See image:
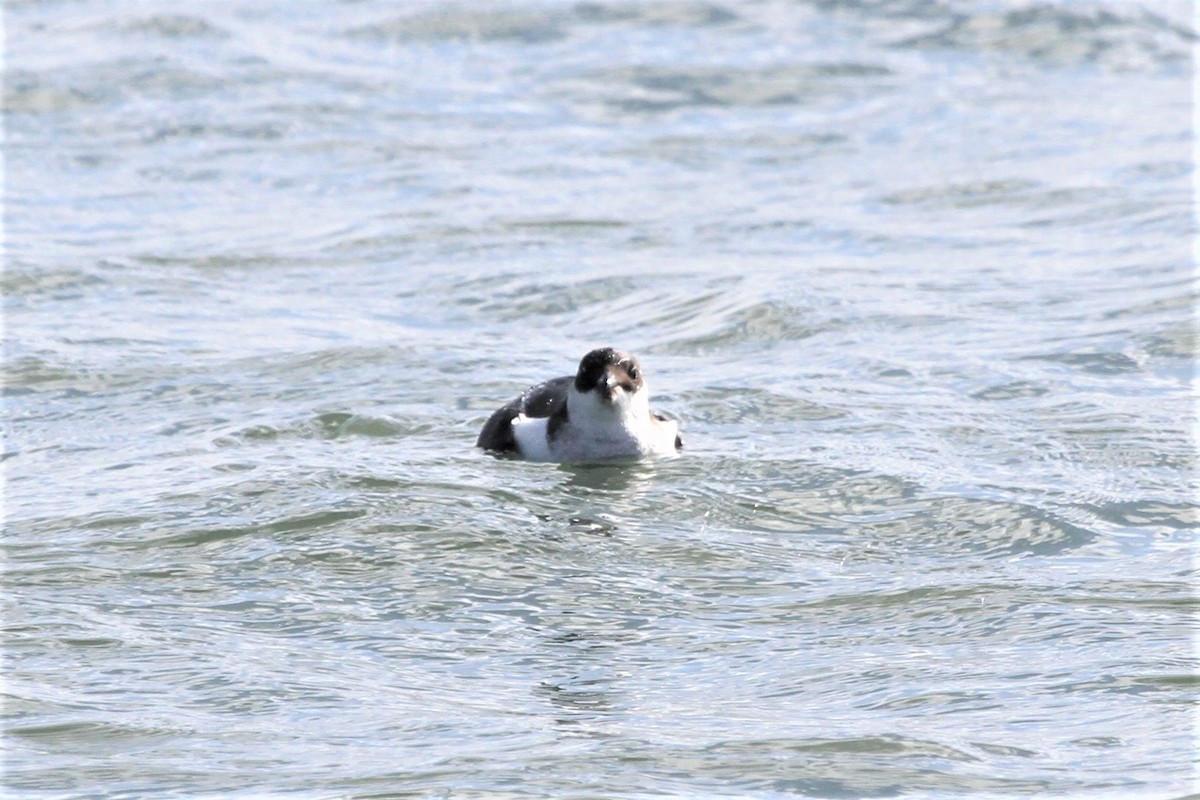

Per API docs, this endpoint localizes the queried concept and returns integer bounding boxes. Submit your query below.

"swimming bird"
[476,347,682,462]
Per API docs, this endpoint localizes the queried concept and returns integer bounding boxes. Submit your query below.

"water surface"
[4,0,1197,797]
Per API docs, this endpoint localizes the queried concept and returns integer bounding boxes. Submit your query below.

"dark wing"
[475,375,572,451]
[518,375,572,418]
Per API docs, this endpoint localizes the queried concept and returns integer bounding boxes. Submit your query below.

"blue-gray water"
[4,1,1197,797]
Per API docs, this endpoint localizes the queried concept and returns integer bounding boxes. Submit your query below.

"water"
[4,0,1196,797]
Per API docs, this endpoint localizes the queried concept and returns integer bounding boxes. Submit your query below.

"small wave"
[214,412,427,446]
[348,7,567,44]
[107,14,230,40]
[579,62,892,114]
[892,3,1196,70]
[1020,349,1142,376]
[347,2,740,44]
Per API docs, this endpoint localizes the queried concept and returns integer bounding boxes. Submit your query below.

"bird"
[476,347,682,462]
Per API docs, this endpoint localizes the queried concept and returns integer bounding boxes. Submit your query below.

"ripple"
[3,70,114,113]
[687,386,846,425]
[1088,499,1199,531]
[348,1,741,44]
[348,7,568,44]
[843,494,1099,558]
[449,272,648,321]
[1022,349,1142,375]
[578,61,892,113]
[893,4,1195,70]
[108,14,230,39]
[668,300,829,350]
[213,412,430,445]
[8,719,182,751]
[970,380,1050,401]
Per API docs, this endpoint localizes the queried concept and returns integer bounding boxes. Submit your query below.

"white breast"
[510,387,677,463]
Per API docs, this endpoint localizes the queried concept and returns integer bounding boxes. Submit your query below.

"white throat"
[567,382,650,434]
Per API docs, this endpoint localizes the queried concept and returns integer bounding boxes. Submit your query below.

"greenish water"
[4,1,1196,797]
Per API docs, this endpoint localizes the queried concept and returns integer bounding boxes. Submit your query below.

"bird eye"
[627,365,640,380]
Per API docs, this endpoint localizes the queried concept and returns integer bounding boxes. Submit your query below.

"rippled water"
[5,0,1197,797]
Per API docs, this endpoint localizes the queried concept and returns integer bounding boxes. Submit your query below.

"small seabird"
[476,347,682,462]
